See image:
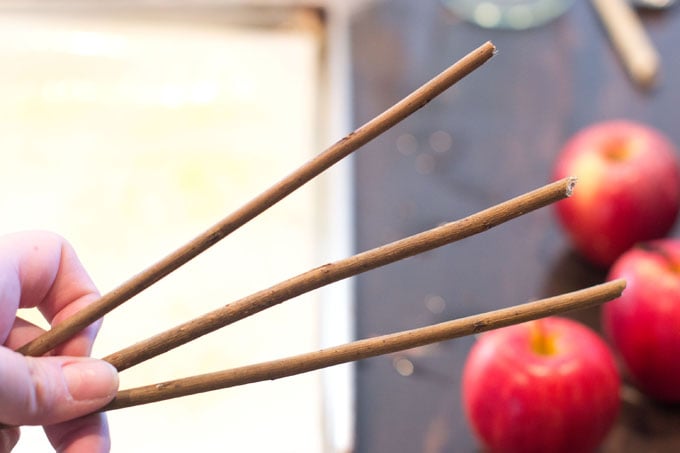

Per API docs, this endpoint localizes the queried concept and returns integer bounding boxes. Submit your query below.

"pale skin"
[0,231,119,452]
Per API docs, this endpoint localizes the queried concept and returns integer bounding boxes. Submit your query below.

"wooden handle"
[592,0,660,89]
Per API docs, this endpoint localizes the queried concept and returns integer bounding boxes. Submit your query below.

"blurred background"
[1,0,679,452]
[0,2,354,452]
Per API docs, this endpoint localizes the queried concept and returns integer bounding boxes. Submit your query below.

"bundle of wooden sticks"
[11,41,625,421]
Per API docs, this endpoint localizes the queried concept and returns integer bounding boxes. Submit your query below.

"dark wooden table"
[350,1,680,451]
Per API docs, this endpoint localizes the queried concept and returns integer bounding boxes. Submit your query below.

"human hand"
[0,232,119,452]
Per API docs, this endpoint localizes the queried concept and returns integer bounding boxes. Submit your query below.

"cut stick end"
[479,41,498,58]
[488,41,499,56]
[565,176,578,197]
[609,277,627,296]
[632,58,660,91]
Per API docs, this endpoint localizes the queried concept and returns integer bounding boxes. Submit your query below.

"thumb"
[0,348,118,427]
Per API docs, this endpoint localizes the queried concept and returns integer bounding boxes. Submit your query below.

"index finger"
[0,231,102,356]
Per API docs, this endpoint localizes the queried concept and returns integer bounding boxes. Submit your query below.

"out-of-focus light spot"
[428,130,452,153]
[474,2,502,28]
[396,133,418,156]
[415,153,435,174]
[393,357,415,377]
[425,294,446,314]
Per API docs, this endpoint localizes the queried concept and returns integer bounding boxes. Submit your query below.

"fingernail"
[62,360,119,402]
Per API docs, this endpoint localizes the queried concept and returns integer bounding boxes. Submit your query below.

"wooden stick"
[591,0,660,89]
[104,279,626,411]
[16,41,497,358]
[103,177,576,371]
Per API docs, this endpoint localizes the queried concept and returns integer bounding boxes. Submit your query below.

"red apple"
[603,239,680,402]
[553,120,680,267]
[462,316,620,453]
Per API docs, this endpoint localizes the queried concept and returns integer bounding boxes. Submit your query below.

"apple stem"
[530,320,557,355]
[637,242,680,273]
[603,138,631,162]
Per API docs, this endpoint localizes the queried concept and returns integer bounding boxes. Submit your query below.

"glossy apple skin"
[553,120,680,267]
[603,239,680,402]
[462,317,620,453]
